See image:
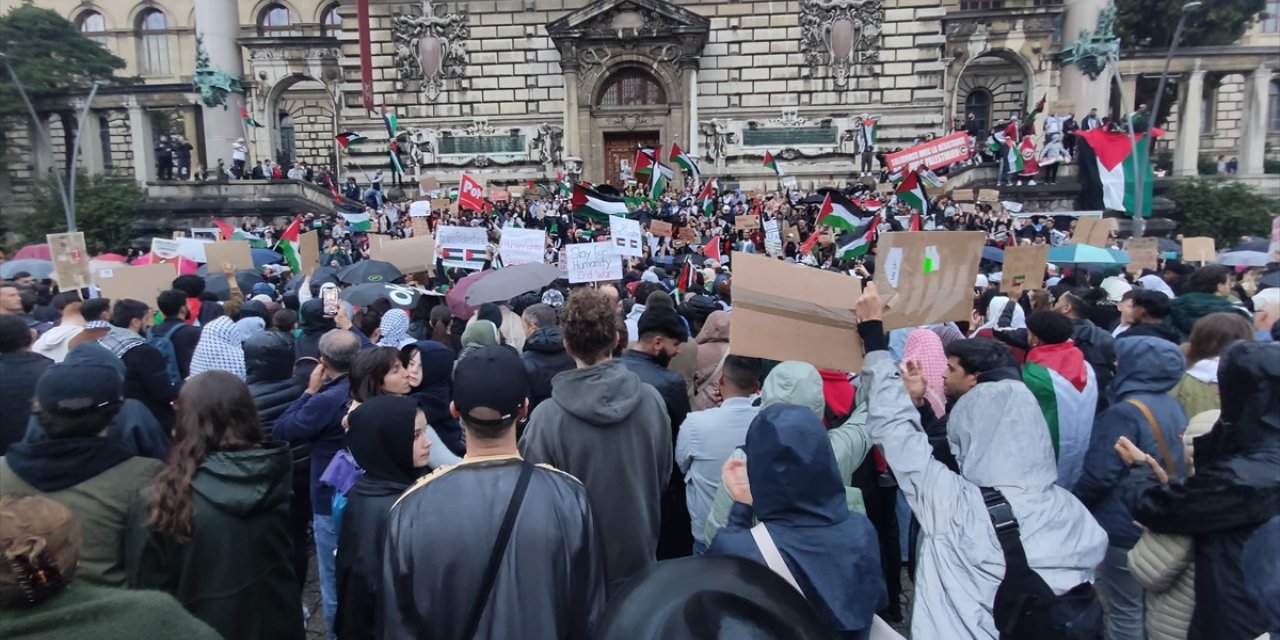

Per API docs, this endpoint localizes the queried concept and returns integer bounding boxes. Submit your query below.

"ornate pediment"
[547,0,710,42]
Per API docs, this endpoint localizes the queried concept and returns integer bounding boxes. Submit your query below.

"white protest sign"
[764,219,782,256]
[565,242,622,283]
[175,238,211,263]
[408,200,432,217]
[499,227,546,266]
[610,217,643,257]
[436,225,488,249]
[150,238,182,260]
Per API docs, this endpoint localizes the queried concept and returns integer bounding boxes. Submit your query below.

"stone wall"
[279,91,337,170]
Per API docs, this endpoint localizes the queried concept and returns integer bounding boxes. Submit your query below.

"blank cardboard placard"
[430,198,451,211]
[203,240,254,271]
[735,215,760,231]
[873,231,986,330]
[95,263,177,306]
[951,189,975,202]
[369,235,435,275]
[978,188,1000,202]
[1002,244,1050,298]
[419,176,439,194]
[1125,237,1159,274]
[298,230,320,272]
[1070,217,1110,247]
[730,252,864,372]
[1182,236,1215,263]
[47,232,93,290]
[410,217,431,238]
[650,220,674,237]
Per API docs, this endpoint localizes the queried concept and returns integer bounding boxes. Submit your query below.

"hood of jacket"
[760,361,825,420]
[948,379,1057,489]
[747,404,847,525]
[1118,321,1181,344]
[696,311,731,345]
[296,299,335,360]
[549,359,645,426]
[461,320,499,348]
[4,437,136,492]
[1211,341,1280,453]
[244,330,296,383]
[1110,336,1185,398]
[33,323,83,353]
[190,440,292,517]
[523,325,566,355]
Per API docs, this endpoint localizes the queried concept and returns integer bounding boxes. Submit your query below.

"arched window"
[136,9,173,76]
[77,10,108,46]
[1269,81,1280,132]
[278,113,297,164]
[964,88,992,131]
[596,69,666,107]
[259,3,298,37]
[322,4,342,37]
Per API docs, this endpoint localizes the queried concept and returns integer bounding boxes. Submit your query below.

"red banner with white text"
[886,132,972,173]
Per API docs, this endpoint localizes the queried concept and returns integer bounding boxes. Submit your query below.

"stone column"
[1059,0,1112,114]
[1173,69,1205,177]
[1239,64,1273,176]
[1118,73,1138,116]
[28,116,54,178]
[74,104,105,174]
[562,59,581,158]
[126,98,154,185]
[193,0,246,170]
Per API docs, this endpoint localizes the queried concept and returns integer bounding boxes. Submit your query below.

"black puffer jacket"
[1071,318,1116,409]
[521,326,575,413]
[246,331,307,437]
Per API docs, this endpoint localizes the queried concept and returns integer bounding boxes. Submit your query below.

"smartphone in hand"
[321,286,339,317]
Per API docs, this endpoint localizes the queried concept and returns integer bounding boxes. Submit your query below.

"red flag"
[798,230,820,255]
[213,219,235,240]
[701,236,722,263]
[326,175,342,202]
[279,216,301,244]
[458,173,485,212]
[909,212,921,232]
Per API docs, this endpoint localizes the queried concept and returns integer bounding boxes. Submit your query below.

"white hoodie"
[31,323,83,363]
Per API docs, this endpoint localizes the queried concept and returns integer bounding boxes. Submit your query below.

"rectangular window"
[1200,90,1215,134]
[98,116,113,169]
[1265,0,1280,32]
[140,34,173,76]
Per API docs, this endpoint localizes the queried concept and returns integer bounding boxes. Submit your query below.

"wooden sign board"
[94,263,177,307]
[729,252,865,372]
[1181,236,1216,263]
[1125,237,1159,275]
[951,189,975,202]
[430,198,451,211]
[202,240,254,271]
[650,220,674,237]
[677,226,699,243]
[873,231,986,330]
[1002,244,1050,298]
[735,215,760,231]
[411,217,431,237]
[369,235,435,276]
[46,232,93,290]
[977,188,1000,203]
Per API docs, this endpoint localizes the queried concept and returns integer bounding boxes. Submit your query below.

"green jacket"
[0,583,221,640]
[1168,292,1250,340]
[125,441,305,640]
[701,361,870,545]
[1169,371,1219,419]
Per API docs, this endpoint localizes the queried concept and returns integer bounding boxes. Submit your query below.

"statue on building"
[1061,2,1121,81]
[531,123,564,167]
[800,0,885,87]
[191,34,244,109]
[392,0,470,101]
[700,119,737,164]
[402,127,436,175]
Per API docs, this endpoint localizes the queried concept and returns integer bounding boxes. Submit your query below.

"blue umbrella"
[0,258,54,279]
[251,248,284,268]
[981,246,1005,263]
[1106,248,1132,265]
[1048,244,1123,264]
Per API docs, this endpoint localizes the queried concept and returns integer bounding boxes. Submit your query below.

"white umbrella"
[1216,251,1272,267]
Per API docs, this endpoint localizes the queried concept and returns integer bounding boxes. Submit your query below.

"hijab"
[904,329,948,417]
[296,299,335,360]
[377,309,415,348]
[188,315,246,379]
[982,295,1026,330]
[234,316,266,342]
[345,396,420,487]
[407,340,464,457]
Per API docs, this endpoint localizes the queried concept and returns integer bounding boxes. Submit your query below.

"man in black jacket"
[99,299,180,429]
[520,303,574,413]
[152,289,202,379]
[0,314,52,453]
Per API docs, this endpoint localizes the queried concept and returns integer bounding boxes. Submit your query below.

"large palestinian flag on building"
[1075,128,1155,217]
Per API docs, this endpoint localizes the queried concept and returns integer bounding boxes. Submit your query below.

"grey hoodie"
[519,358,671,594]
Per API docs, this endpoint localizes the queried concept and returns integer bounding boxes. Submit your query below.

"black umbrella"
[339,282,422,309]
[464,263,563,305]
[1231,238,1269,253]
[337,260,403,285]
[799,193,826,204]
[203,270,266,300]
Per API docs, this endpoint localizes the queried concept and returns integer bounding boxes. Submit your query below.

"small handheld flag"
[335,132,366,149]
[240,107,263,128]
[669,142,700,184]
[762,151,783,176]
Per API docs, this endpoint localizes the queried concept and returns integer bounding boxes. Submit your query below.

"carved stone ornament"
[608,114,654,131]
[530,123,565,166]
[458,119,496,137]
[769,108,810,127]
[191,34,244,109]
[392,0,470,101]
[699,119,738,162]
[1061,2,1120,81]
[402,127,436,170]
[800,0,884,87]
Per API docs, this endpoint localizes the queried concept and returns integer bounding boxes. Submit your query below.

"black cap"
[36,363,123,416]
[637,305,688,342]
[453,345,530,427]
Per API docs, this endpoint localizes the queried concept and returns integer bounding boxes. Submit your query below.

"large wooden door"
[603,130,659,187]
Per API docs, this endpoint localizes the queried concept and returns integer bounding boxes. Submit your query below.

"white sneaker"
[1028,179,1037,185]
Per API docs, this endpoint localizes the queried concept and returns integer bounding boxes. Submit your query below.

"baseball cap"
[452,345,530,427]
[36,363,123,416]
[637,305,688,342]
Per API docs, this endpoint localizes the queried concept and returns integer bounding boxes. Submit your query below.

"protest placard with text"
[885,132,972,173]
[436,225,488,270]
[735,215,760,231]
[873,231,985,330]
[47,232,92,290]
[609,217,643,257]
[499,227,546,266]
[149,238,182,261]
[1070,217,1111,247]
[951,189,975,202]
[565,242,622,283]
[977,188,1000,203]
[1002,244,1050,298]
[650,220,674,237]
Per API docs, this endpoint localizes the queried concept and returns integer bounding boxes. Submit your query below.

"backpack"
[982,487,1103,640]
[146,325,183,386]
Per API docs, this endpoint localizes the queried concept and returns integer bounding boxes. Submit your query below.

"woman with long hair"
[124,371,303,640]
[1171,312,1254,418]
[345,346,459,469]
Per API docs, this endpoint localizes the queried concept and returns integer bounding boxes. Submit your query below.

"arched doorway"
[951,51,1036,129]
[262,74,337,171]
[595,67,667,186]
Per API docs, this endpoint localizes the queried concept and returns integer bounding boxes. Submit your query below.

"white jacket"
[863,351,1107,639]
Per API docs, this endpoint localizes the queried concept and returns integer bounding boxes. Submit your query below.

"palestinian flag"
[1023,95,1046,134]
[339,210,373,231]
[388,145,404,175]
[670,142,699,184]
[909,212,921,232]
[635,146,658,175]
[1006,139,1025,174]
[213,219,235,241]
[382,108,399,136]
[835,215,878,260]
[1076,129,1155,217]
[677,258,696,293]
[556,171,572,196]
[335,132,366,149]
[860,117,878,148]
[439,248,488,270]
[572,183,630,223]
[816,192,867,232]
[763,151,783,176]
[702,235,722,262]
[895,169,928,214]
[698,178,718,217]
[275,216,302,273]
[1022,342,1097,484]
[648,163,673,199]
[798,229,821,256]
[240,107,263,128]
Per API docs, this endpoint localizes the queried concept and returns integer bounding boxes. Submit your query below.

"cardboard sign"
[47,232,93,290]
[763,219,783,256]
[1181,236,1215,263]
[298,230,320,272]
[419,176,439,193]
[489,188,511,202]
[202,240,254,271]
[729,252,864,372]
[410,217,431,238]
[873,231,986,330]
[1001,244,1050,298]
[436,225,488,270]
[95,263,177,306]
[960,203,977,214]
[610,216,643,257]
[650,220,674,237]
[781,176,798,187]
[951,189,975,202]
[369,235,435,275]
[1125,237,1159,275]
[408,200,432,217]
[149,238,182,261]
[977,189,1000,203]
[735,215,760,231]
[499,227,546,266]
[677,226,699,244]
[1070,217,1111,247]
[885,132,972,173]
[431,197,451,211]
[565,242,622,283]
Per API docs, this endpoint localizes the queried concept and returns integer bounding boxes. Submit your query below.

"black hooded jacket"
[522,326,575,413]
[245,331,307,437]
[407,340,464,457]
[295,299,336,379]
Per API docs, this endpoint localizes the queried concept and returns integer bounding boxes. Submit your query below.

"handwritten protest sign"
[650,220,674,237]
[730,252,864,371]
[735,215,760,231]
[408,200,432,217]
[369,235,435,275]
[1125,237,1159,275]
[174,238,210,263]
[149,238,182,261]
[1181,236,1215,263]
[1002,244,1050,298]
[764,219,782,256]
[977,189,1000,203]
[436,225,488,270]
[565,242,622,283]
[873,231,985,330]
[1070,217,1111,247]
[47,232,92,290]
[95,263,177,305]
[951,189,975,202]
[609,217,643,257]
[499,227,546,266]
[885,132,972,173]
[203,240,254,271]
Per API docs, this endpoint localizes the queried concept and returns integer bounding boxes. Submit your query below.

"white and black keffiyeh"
[189,315,247,379]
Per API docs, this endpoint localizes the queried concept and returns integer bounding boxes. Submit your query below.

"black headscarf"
[406,340,464,457]
[345,396,420,487]
[296,298,336,361]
